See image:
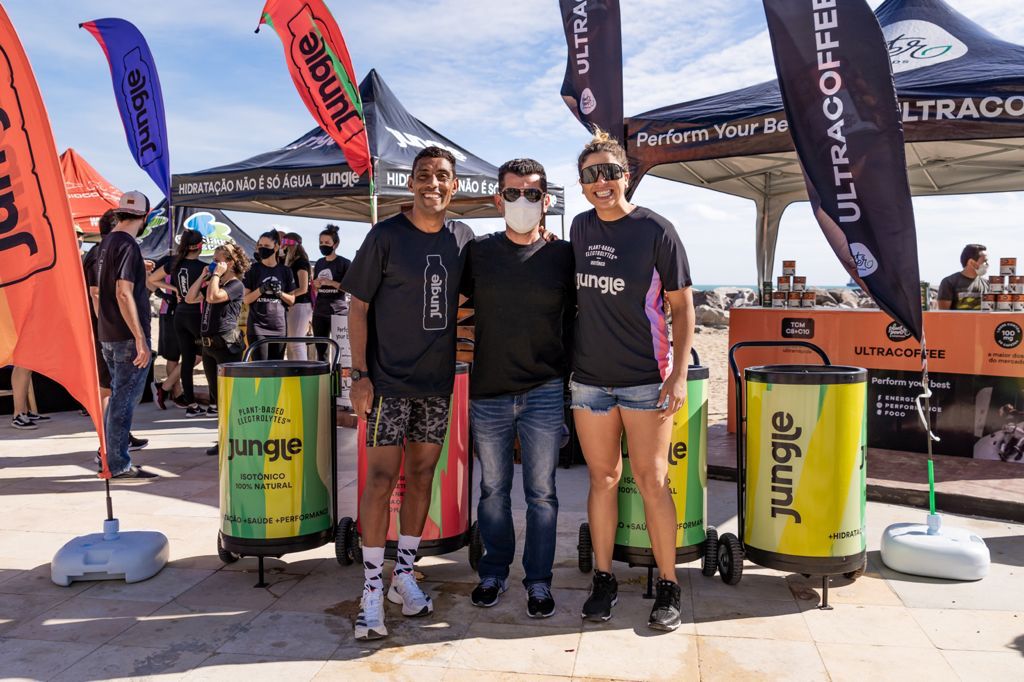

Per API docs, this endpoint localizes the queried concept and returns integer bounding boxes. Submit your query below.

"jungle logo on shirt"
[423,254,448,331]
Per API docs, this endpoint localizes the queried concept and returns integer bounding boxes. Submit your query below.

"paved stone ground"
[1,406,1022,681]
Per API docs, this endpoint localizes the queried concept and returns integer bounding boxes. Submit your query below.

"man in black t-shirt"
[938,243,989,310]
[461,159,573,618]
[95,191,157,479]
[343,147,474,641]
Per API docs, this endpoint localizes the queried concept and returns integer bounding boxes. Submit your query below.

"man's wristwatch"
[350,368,368,382]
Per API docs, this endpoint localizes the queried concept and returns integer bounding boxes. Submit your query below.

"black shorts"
[158,313,180,362]
[365,395,450,447]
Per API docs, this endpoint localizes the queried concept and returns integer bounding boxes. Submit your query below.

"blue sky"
[8,0,1024,285]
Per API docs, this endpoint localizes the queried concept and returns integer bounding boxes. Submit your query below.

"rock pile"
[691,286,883,328]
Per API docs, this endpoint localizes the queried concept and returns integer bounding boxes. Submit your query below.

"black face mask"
[319,245,333,256]
[257,246,276,261]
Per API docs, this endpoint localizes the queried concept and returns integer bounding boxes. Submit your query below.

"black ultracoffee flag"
[560,0,624,144]
[763,0,923,341]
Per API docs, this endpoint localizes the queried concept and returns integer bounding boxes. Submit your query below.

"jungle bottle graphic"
[423,254,448,331]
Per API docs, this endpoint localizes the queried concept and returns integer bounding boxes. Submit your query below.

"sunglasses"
[579,163,625,184]
[500,187,544,203]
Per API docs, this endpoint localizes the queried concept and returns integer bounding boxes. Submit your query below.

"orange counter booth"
[728,308,1024,460]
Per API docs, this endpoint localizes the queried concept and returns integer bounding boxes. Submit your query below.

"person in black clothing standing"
[343,146,475,641]
[187,242,249,457]
[310,224,351,362]
[149,230,207,415]
[462,158,574,619]
[283,232,313,360]
[243,230,295,361]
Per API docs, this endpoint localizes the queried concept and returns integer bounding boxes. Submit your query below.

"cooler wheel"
[468,521,483,571]
[717,532,743,585]
[701,527,719,577]
[578,522,593,573]
[844,556,867,581]
[217,532,239,564]
[335,517,355,566]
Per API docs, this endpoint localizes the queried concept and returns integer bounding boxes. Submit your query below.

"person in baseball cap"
[116,190,151,218]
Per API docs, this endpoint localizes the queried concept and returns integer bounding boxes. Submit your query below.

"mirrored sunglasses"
[579,162,625,184]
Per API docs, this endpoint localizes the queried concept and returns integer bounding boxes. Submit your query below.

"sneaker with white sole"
[184,404,206,418]
[354,588,387,640]
[25,411,50,422]
[205,404,218,418]
[387,571,433,616]
[11,413,37,430]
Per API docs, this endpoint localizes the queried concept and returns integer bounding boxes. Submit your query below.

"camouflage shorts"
[365,395,450,447]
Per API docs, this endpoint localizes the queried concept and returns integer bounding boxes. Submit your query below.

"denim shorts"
[569,380,667,414]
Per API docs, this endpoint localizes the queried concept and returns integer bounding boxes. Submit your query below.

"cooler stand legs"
[255,556,268,589]
[643,567,655,600]
[819,575,833,610]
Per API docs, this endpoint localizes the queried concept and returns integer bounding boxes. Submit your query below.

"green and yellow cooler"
[216,338,340,584]
[722,341,868,605]
[579,355,719,587]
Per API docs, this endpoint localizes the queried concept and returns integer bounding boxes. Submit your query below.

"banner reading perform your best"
[0,5,108,474]
[258,0,372,179]
[80,18,171,202]
[559,0,624,144]
[762,0,923,341]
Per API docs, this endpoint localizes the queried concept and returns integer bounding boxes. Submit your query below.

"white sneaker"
[387,571,433,616]
[354,587,387,640]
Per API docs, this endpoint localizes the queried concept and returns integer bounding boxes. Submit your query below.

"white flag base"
[50,518,169,586]
[880,514,990,581]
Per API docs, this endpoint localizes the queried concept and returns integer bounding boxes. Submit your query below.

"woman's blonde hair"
[577,127,628,174]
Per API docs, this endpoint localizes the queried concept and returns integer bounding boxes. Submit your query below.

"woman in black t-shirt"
[283,232,313,360]
[186,242,249,456]
[310,224,351,361]
[242,230,296,361]
[569,130,695,631]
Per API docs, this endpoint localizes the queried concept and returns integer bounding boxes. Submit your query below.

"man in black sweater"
[462,159,575,618]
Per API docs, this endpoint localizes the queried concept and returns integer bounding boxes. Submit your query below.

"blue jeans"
[101,339,152,475]
[471,378,563,586]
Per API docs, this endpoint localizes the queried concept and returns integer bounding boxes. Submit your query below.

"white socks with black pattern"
[362,546,385,592]
[393,534,421,577]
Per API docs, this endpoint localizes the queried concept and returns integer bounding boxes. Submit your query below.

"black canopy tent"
[137,201,259,261]
[626,0,1024,284]
[171,69,565,225]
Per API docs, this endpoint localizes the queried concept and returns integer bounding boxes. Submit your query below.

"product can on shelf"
[792,276,806,292]
[1001,258,1017,276]
[772,291,787,308]
[989,276,1005,294]
[982,293,996,312]
[1009,276,1024,295]
[782,260,796,276]
[997,294,1013,311]
[777,276,791,293]
[1014,295,1024,312]
[801,291,816,308]
[788,292,802,307]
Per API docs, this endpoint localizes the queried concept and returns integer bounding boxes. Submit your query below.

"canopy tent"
[626,0,1024,284]
[60,148,122,235]
[172,69,565,223]
[137,201,258,262]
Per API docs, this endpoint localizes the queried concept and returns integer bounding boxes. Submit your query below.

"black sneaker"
[185,404,206,418]
[527,582,555,619]
[648,579,682,631]
[171,394,189,409]
[471,576,507,607]
[205,404,218,418]
[25,411,50,422]
[112,466,158,479]
[151,382,167,410]
[128,434,149,451]
[206,443,219,457]
[11,413,37,430]
[581,571,617,621]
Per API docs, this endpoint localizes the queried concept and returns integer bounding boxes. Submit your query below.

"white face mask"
[503,196,543,234]
[975,261,989,276]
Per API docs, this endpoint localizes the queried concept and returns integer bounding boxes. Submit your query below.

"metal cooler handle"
[243,336,341,371]
[726,340,830,544]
